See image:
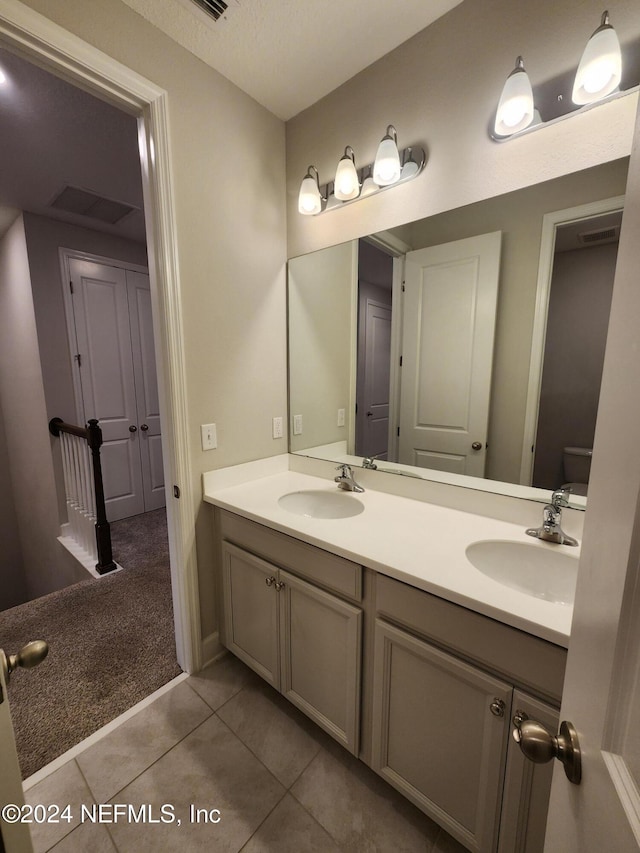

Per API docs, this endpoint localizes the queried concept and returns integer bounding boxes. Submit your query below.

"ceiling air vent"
[577,225,620,245]
[49,185,137,225]
[191,0,228,21]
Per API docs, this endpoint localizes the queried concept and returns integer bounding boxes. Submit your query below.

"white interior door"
[70,258,144,521]
[0,665,33,853]
[544,103,640,852]
[126,270,165,512]
[398,232,501,476]
[359,298,392,458]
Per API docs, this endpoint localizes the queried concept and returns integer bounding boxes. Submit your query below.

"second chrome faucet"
[335,464,365,493]
[526,488,578,546]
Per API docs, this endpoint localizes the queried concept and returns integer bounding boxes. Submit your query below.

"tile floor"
[24,654,467,852]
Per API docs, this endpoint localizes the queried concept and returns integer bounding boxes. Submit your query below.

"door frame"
[519,194,625,486]
[0,1,201,672]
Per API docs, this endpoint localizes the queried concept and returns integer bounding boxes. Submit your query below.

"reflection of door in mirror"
[532,211,621,494]
[398,232,502,478]
[355,241,393,459]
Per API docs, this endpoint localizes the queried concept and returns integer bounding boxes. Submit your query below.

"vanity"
[204,457,578,853]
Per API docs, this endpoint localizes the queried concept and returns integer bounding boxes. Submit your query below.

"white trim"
[347,240,359,455]
[58,530,123,579]
[0,0,200,673]
[603,751,640,846]
[22,673,190,790]
[519,195,625,486]
[200,631,224,669]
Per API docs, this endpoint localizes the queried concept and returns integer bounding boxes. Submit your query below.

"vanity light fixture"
[494,56,537,138]
[334,146,360,200]
[572,10,622,105]
[492,10,633,142]
[297,126,426,216]
[297,165,324,215]
[372,125,402,186]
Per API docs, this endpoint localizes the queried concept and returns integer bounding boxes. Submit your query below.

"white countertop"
[203,460,575,648]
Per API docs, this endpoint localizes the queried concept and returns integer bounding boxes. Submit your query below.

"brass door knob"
[471,441,482,451]
[513,717,581,784]
[1,640,49,684]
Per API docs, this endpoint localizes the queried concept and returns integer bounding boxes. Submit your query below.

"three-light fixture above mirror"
[298,125,426,215]
[494,10,628,140]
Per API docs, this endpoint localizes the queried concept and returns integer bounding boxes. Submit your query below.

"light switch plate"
[293,414,303,435]
[201,423,217,450]
[337,408,345,427]
[272,416,283,439]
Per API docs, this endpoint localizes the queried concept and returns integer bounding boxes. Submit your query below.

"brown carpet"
[0,508,182,779]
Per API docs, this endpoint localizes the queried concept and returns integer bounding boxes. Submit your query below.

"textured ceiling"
[118,0,463,120]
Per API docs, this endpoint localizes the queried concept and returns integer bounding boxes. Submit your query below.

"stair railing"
[48,417,116,575]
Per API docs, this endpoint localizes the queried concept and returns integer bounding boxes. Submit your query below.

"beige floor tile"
[49,820,117,852]
[24,761,95,853]
[76,680,212,803]
[106,714,285,852]
[241,793,341,853]
[187,652,262,711]
[217,681,324,787]
[291,745,440,852]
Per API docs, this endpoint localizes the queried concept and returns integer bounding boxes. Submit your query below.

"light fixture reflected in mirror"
[297,127,426,216]
[373,125,401,186]
[572,11,622,105]
[297,165,324,215]
[494,56,537,137]
[334,146,360,200]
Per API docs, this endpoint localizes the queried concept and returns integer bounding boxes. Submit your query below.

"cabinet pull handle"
[265,576,275,587]
[490,698,506,717]
[513,709,528,728]
[274,581,285,591]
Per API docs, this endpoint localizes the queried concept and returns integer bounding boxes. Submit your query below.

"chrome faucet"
[362,454,381,470]
[526,488,578,546]
[335,464,365,493]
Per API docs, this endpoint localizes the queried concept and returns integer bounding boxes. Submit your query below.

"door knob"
[471,441,482,451]
[513,715,581,784]
[0,640,49,685]
[140,424,149,431]
[129,425,137,433]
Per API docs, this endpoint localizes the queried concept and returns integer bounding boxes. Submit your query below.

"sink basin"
[465,540,578,605]
[278,490,364,519]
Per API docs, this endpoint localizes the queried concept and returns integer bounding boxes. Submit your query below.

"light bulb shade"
[298,168,322,215]
[494,58,535,136]
[373,128,401,186]
[572,16,621,105]
[334,148,360,200]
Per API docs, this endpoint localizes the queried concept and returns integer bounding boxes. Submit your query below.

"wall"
[0,216,85,604]
[0,390,27,610]
[533,242,617,489]
[17,0,288,642]
[288,242,355,452]
[286,0,639,258]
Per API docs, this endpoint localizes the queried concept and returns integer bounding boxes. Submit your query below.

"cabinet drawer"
[218,510,362,602]
[376,574,566,703]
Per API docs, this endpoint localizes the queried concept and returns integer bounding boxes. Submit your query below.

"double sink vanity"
[203,454,580,852]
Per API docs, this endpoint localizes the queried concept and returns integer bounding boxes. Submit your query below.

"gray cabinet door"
[222,542,280,688]
[371,619,512,852]
[279,569,362,755]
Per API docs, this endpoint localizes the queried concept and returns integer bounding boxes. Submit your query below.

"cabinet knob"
[274,581,286,591]
[265,576,275,587]
[489,698,506,717]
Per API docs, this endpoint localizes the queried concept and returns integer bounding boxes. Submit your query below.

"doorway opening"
[0,8,196,777]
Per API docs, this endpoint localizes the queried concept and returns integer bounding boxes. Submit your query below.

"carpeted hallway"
[0,508,182,779]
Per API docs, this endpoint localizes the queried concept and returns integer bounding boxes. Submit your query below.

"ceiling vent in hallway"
[48,185,138,225]
[577,225,620,245]
[190,0,228,21]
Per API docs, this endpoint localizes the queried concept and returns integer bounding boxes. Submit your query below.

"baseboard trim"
[201,631,223,671]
